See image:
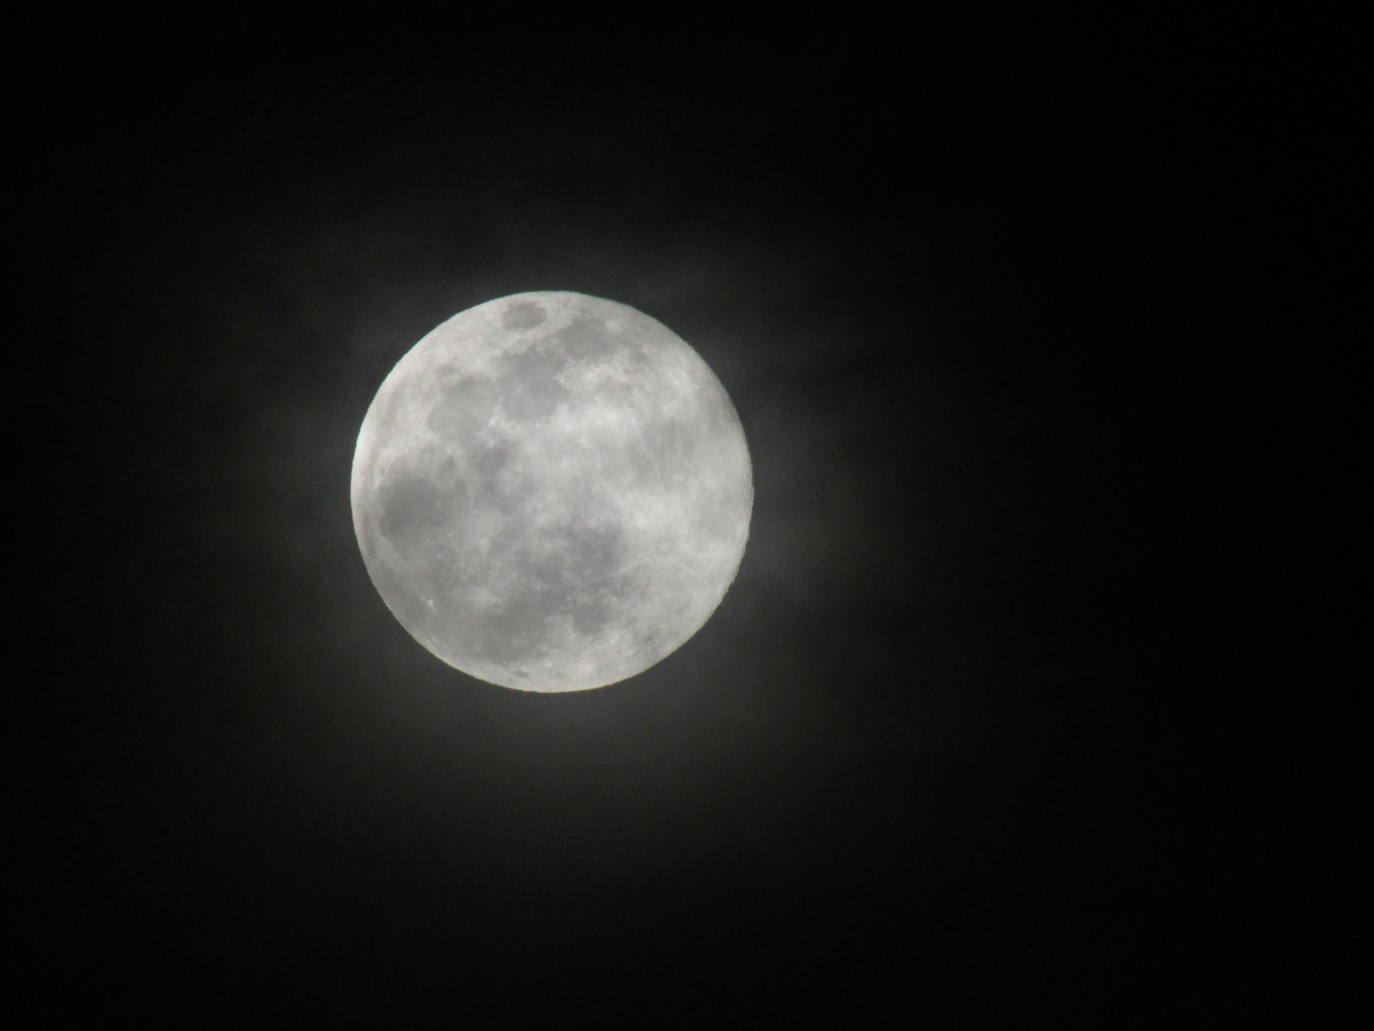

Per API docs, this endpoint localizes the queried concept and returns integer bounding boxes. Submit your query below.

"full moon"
[350,291,753,692]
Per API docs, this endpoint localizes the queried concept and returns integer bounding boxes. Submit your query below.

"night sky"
[19,14,1358,1025]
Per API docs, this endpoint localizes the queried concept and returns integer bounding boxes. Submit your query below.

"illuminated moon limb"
[350,291,752,692]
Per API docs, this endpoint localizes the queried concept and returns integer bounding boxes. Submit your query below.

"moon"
[350,291,753,692]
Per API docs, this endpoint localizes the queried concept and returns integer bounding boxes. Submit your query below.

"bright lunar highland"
[351,292,753,692]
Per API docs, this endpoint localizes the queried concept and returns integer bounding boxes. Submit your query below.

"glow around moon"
[350,291,753,692]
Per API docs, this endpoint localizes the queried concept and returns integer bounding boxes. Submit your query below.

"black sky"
[17,13,1360,1025]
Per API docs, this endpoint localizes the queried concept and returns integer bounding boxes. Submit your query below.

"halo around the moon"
[350,291,752,692]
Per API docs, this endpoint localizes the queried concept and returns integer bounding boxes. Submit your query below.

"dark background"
[17,12,1360,1025]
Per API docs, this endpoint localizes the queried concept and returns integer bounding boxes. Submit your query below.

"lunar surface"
[350,291,753,692]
